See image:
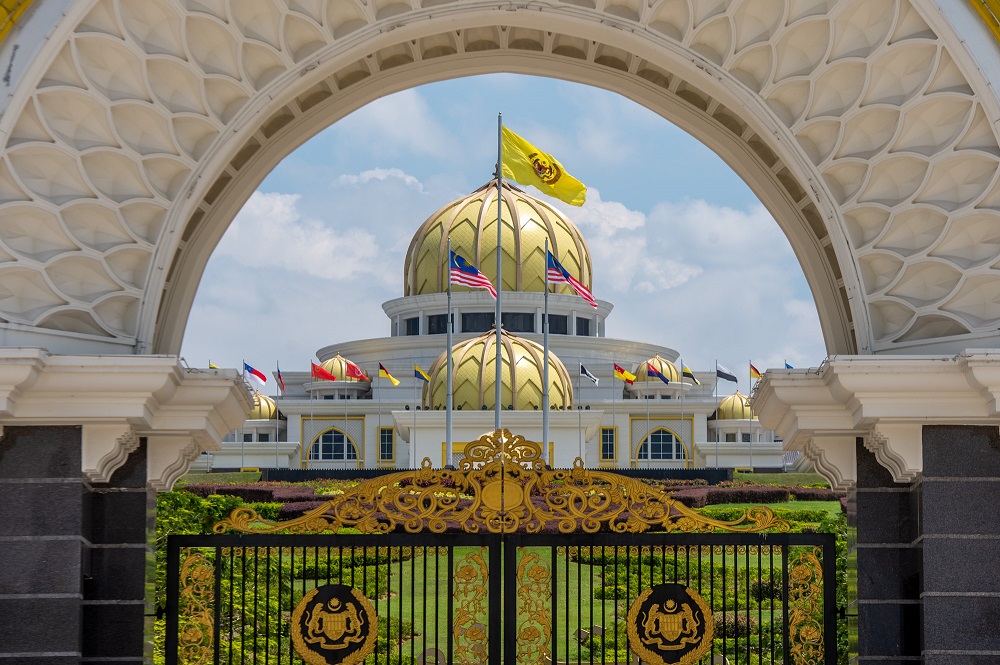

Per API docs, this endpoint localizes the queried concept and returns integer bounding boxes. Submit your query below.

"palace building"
[203,180,786,471]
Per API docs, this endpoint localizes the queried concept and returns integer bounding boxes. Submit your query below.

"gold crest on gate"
[627,583,714,665]
[291,584,377,665]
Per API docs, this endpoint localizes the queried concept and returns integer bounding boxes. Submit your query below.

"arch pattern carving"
[0,0,998,356]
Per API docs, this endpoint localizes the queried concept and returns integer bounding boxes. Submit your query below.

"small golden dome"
[424,328,573,410]
[634,355,681,383]
[249,392,280,420]
[404,179,592,297]
[320,354,370,383]
[717,391,756,420]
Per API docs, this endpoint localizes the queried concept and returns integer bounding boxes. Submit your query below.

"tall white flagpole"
[495,112,503,431]
[413,369,418,457]
[714,360,719,468]
[543,237,550,463]
[577,368,583,463]
[241,357,246,470]
[748,359,753,471]
[612,363,616,466]
[447,238,454,466]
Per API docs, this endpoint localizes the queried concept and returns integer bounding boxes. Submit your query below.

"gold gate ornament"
[215,429,789,535]
[291,584,378,665]
[627,583,714,665]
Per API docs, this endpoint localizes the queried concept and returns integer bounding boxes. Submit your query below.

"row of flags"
[232,358,795,391]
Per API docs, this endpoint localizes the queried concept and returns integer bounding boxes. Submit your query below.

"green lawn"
[707,500,843,518]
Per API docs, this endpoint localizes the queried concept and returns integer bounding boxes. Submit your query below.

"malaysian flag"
[546,251,597,308]
[449,251,497,299]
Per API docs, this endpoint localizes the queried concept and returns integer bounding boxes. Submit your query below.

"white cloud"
[335,89,458,157]
[215,192,379,281]
[335,167,425,192]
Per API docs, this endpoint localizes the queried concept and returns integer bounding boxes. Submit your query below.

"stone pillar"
[0,426,87,663]
[921,425,1000,664]
[852,438,922,662]
[83,441,154,662]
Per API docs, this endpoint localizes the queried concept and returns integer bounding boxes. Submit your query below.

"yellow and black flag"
[501,126,586,206]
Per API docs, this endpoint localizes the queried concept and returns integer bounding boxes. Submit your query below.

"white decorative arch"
[0,0,998,358]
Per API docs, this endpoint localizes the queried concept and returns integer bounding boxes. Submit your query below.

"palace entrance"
[166,430,836,664]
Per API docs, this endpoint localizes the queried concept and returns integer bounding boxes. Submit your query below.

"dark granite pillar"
[921,425,1000,665]
[0,426,86,664]
[0,426,153,664]
[82,438,154,663]
[853,437,922,663]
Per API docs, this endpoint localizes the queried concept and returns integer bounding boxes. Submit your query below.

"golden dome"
[320,354,370,383]
[249,392,280,420]
[634,355,681,383]
[424,328,573,410]
[717,391,756,420]
[404,179,592,296]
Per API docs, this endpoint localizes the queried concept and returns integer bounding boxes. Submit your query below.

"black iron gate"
[165,430,838,664]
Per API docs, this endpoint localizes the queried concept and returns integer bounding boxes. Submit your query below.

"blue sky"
[181,74,826,391]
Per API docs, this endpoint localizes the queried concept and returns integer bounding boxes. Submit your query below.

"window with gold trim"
[601,427,616,461]
[309,429,358,461]
[379,426,394,462]
[637,429,684,461]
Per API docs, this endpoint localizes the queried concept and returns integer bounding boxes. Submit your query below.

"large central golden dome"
[404,179,592,296]
[423,328,573,411]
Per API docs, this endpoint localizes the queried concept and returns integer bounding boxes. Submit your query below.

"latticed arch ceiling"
[0,0,997,356]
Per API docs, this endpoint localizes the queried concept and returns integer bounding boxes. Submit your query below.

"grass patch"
[733,472,829,488]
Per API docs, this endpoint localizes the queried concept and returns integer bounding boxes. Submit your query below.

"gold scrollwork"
[178,549,214,665]
[453,547,490,664]
[515,549,552,663]
[788,546,825,665]
[215,429,789,535]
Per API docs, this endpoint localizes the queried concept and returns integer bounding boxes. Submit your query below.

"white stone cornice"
[0,350,252,488]
[753,352,1000,486]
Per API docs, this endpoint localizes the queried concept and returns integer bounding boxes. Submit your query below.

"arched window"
[637,429,684,461]
[309,429,358,461]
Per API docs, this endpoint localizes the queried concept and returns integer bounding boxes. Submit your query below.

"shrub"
[749,577,783,601]
[713,612,758,638]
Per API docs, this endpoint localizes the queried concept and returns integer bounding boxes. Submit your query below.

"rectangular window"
[601,427,616,461]
[404,317,419,336]
[243,433,253,443]
[501,312,534,333]
[742,432,752,443]
[380,427,394,462]
[427,314,450,335]
[546,314,568,335]
[575,317,591,336]
[462,312,495,332]
[725,433,737,442]
[639,430,680,460]
[258,433,270,443]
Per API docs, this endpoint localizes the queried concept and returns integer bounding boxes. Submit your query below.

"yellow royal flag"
[501,126,586,206]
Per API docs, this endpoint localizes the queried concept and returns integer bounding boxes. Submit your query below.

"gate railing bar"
[215,545,223,665]
[165,536,180,663]
[493,538,505,665]
[782,541,791,665]
[397,546,404,665]
[824,538,838,665]
[447,545,454,665]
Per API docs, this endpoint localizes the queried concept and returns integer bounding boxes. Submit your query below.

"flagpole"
[241,357,246,470]
[612,363,616,467]
[495,111,503,432]
[377,369,382,469]
[715,360,719,468]
[680,358,687,469]
[447,238,454,466]
[748,359,753,471]
[309,359,314,470]
[275,362,279,469]
[577,369,583,463]
[542,237,550,464]
[413,368,418,459]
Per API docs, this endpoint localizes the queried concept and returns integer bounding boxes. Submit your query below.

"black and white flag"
[580,364,599,386]
[716,364,738,383]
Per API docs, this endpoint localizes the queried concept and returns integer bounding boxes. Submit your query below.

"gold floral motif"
[788,547,824,665]
[214,429,789,535]
[453,547,490,664]
[515,549,552,663]
[178,549,214,665]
